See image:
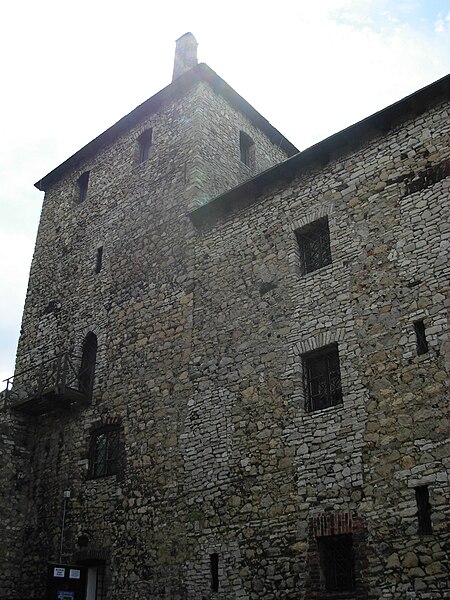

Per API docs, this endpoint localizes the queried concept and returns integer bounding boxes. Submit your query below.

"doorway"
[83,560,105,600]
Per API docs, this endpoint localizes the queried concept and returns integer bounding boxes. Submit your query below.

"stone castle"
[1,33,449,600]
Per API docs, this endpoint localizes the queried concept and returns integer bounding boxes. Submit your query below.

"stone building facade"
[1,33,449,600]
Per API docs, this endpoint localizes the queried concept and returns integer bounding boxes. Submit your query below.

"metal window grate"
[95,564,105,600]
[295,217,331,274]
[90,427,119,478]
[318,534,355,592]
[304,344,342,412]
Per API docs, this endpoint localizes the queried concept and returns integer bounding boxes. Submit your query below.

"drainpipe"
[59,490,71,562]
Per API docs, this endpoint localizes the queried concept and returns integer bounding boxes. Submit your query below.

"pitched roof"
[188,74,450,229]
[34,63,299,192]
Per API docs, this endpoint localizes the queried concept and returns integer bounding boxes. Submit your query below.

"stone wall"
[1,75,291,599]
[0,409,32,598]
[185,98,449,598]
[1,72,448,600]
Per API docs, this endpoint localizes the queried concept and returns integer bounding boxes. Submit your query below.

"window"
[89,427,119,478]
[95,246,103,274]
[414,320,429,355]
[77,171,90,204]
[415,486,432,534]
[404,159,450,196]
[210,553,219,592]
[239,131,254,167]
[295,217,331,274]
[318,534,355,592]
[138,129,153,163]
[303,344,342,412]
[79,332,97,398]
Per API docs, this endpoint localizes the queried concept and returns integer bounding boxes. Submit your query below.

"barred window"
[89,427,120,478]
[295,217,331,274]
[303,344,342,412]
[318,534,355,592]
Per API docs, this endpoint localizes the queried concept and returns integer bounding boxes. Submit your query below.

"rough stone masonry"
[1,33,449,600]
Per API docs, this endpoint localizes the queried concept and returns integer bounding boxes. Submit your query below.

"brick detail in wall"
[306,513,369,600]
[312,510,353,538]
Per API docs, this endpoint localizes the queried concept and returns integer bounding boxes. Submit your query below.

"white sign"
[69,569,81,580]
[54,567,65,578]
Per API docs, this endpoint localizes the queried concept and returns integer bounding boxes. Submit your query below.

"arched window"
[79,332,97,398]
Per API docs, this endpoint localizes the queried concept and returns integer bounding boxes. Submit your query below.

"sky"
[0,0,449,384]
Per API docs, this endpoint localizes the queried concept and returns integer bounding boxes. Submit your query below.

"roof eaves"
[34,66,204,191]
[188,73,450,230]
[35,63,298,192]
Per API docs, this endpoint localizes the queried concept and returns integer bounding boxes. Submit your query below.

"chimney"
[172,32,198,81]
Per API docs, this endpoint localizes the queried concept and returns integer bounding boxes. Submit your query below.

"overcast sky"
[1,0,449,384]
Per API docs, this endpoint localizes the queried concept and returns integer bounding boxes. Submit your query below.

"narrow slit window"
[239,131,254,167]
[414,320,429,355]
[95,246,103,274]
[210,553,219,592]
[79,332,97,398]
[77,171,90,204]
[415,486,432,534]
[138,129,153,163]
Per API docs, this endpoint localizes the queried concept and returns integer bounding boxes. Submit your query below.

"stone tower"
[0,35,296,599]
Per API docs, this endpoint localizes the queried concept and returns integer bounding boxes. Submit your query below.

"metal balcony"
[4,352,92,415]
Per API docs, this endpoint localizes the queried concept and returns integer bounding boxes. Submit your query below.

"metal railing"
[3,352,90,408]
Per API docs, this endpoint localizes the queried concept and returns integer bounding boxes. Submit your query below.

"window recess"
[295,217,331,275]
[303,343,342,412]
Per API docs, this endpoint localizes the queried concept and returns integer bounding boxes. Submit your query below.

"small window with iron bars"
[303,343,342,412]
[89,426,120,478]
[295,217,332,275]
[318,534,355,592]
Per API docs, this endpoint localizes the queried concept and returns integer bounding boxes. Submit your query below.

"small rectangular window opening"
[139,129,153,163]
[239,131,254,167]
[318,534,355,593]
[77,171,90,204]
[210,553,219,592]
[295,217,331,275]
[414,320,429,355]
[95,246,103,274]
[415,486,432,534]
